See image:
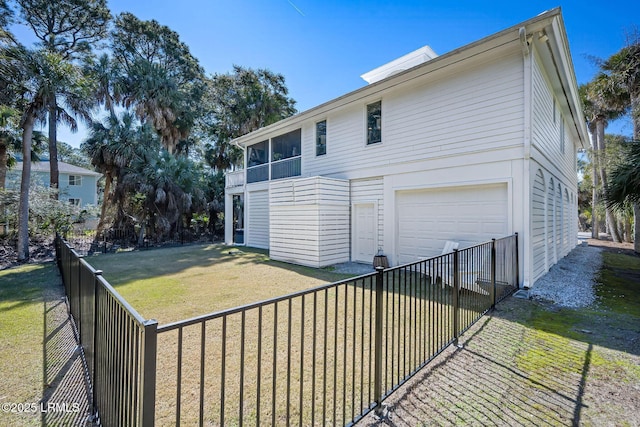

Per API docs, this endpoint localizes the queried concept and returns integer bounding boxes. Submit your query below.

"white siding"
[547,179,556,265]
[532,169,546,281]
[269,177,350,268]
[302,46,524,178]
[247,190,269,249]
[531,50,580,278]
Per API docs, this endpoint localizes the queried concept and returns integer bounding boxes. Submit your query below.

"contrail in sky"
[287,0,305,16]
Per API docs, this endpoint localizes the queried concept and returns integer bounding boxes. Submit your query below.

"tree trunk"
[95,171,112,239]
[48,101,59,198]
[596,119,623,242]
[635,203,640,254]
[0,142,7,190]
[17,115,34,261]
[590,134,600,239]
[0,142,7,235]
[624,214,632,243]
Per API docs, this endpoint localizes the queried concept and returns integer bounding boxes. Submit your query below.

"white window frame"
[315,120,327,156]
[68,175,82,186]
[365,100,382,145]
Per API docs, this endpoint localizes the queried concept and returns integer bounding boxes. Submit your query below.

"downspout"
[520,26,532,289]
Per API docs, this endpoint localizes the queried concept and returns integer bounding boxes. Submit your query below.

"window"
[68,198,80,206]
[316,120,327,156]
[366,101,382,145]
[247,140,268,167]
[68,175,82,186]
[271,129,301,161]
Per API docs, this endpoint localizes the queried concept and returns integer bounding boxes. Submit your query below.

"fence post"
[452,249,460,346]
[491,239,497,310]
[140,319,158,427]
[373,266,385,416]
[514,233,520,288]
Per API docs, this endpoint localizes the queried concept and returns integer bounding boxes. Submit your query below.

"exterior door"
[352,202,377,263]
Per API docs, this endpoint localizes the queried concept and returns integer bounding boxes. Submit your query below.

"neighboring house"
[7,160,101,208]
[224,8,588,289]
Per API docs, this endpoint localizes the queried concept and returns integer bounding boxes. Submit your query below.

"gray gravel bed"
[529,243,602,308]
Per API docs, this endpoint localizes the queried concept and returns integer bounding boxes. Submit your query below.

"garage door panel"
[397,184,508,265]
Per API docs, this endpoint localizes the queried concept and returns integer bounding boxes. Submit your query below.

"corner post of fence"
[140,319,158,427]
[373,265,386,416]
[452,249,460,346]
[514,232,520,288]
[491,239,497,310]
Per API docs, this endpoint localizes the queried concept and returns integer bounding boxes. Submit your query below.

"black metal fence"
[55,238,158,427]
[55,233,518,427]
[63,227,221,257]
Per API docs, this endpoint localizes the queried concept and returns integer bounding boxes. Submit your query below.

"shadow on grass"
[40,278,95,426]
[365,306,595,427]
[361,250,640,427]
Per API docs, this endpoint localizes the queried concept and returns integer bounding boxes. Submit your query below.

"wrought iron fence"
[55,237,157,427]
[55,233,518,427]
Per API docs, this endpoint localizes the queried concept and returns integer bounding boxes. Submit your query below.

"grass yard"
[85,244,355,324]
[0,263,92,427]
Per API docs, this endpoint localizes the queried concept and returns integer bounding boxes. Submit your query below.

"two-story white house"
[224,8,588,288]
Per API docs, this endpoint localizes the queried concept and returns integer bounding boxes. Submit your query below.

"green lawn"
[0,264,52,427]
[85,244,355,324]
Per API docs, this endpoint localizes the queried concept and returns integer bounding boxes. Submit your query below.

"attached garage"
[246,190,269,249]
[396,183,509,264]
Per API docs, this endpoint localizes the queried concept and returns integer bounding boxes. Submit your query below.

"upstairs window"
[272,129,301,161]
[68,175,82,186]
[316,120,327,156]
[367,101,382,145]
[247,140,268,167]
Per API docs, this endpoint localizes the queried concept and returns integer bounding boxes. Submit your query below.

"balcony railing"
[271,156,301,180]
[247,164,269,184]
[225,170,245,188]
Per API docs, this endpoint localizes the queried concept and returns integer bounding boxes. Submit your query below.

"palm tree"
[602,37,640,252]
[0,105,20,189]
[0,46,51,260]
[82,112,146,236]
[15,0,110,196]
[580,76,628,241]
[606,141,640,210]
[84,53,121,116]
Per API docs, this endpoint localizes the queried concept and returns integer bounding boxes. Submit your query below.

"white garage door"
[247,190,269,249]
[396,184,508,265]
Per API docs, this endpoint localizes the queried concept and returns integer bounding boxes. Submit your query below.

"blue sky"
[16,0,640,147]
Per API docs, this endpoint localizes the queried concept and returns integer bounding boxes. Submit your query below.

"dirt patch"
[0,236,55,271]
[587,236,638,256]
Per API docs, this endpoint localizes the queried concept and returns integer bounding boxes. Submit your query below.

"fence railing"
[55,233,518,427]
[55,237,157,427]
